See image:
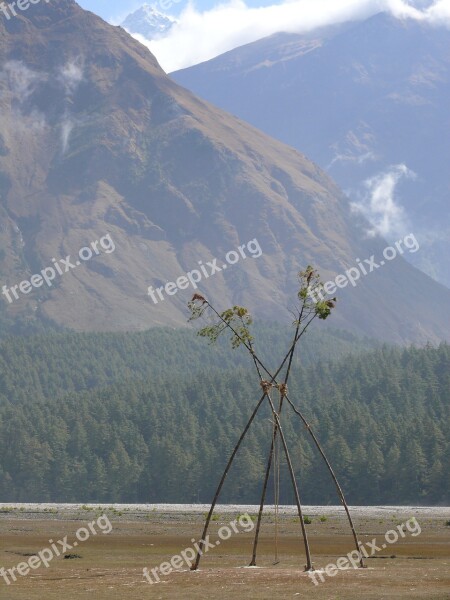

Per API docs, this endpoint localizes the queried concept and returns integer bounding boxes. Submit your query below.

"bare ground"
[0,505,449,599]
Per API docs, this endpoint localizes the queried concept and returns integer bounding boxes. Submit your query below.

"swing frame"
[187,267,366,572]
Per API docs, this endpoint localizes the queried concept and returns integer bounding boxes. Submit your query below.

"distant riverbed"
[0,503,448,521]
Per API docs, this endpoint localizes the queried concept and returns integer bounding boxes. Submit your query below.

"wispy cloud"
[129,0,450,71]
[61,119,75,154]
[328,151,377,169]
[426,0,450,23]
[351,164,416,237]
[0,61,47,102]
[0,59,86,153]
[58,59,84,95]
[0,62,47,132]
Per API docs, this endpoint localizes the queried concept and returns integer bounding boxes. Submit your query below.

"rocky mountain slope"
[172,13,450,286]
[0,1,449,342]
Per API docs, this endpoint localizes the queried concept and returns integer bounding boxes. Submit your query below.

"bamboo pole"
[190,391,266,571]
[263,391,314,571]
[285,394,365,568]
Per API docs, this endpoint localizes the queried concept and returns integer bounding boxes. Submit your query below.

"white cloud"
[0,59,84,101]
[351,164,416,237]
[328,151,377,169]
[58,60,84,94]
[128,0,450,71]
[0,61,47,102]
[426,0,450,23]
[0,62,48,131]
[61,119,75,154]
[0,60,87,152]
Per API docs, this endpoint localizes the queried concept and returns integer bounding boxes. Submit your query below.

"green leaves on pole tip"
[297,265,337,321]
[188,296,253,349]
[187,265,336,348]
[315,298,337,320]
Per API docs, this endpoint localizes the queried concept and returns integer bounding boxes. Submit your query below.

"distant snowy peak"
[121,4,176,39]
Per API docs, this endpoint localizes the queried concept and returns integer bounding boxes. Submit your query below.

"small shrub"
[0,506,15,513]
[319,515,328,523]
[303,516,312,525]
[237,513,256,522]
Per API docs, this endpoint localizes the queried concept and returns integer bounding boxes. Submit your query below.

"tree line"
[0,333,447,505]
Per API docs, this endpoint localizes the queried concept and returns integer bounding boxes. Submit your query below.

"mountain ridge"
[121,4,176,40]
[172,13,450,287]
[0,1,449,343]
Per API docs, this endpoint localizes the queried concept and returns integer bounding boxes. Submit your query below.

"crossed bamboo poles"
[187,267,365,572]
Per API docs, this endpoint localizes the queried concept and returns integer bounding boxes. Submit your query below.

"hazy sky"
[77,0,275,21]
[77,1,143,22]
[78,0,450,71]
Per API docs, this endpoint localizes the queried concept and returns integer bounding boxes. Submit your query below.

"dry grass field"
[0,506,449,600]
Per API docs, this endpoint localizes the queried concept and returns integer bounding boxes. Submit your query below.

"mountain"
[1,1,450,343]
[172,13,450,287]
[121,4,175,40]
